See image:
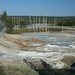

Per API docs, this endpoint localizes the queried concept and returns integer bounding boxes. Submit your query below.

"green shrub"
[36,68,75,75]
[0,65,6,75]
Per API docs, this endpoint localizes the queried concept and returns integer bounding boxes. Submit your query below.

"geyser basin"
[24,32,75,48]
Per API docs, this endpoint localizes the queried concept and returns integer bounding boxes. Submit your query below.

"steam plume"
[0,21,6,36]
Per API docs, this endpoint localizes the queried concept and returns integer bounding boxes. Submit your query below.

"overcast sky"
[0,0,75,16]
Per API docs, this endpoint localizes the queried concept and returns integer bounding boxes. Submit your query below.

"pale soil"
[0,58,25,67]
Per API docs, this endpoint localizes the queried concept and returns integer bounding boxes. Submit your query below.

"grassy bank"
[0,63,75,75]
[0,59,39,75]
[0,65,39,75]
[10,28,62,34]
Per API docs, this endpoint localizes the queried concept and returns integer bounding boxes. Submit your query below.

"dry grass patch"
[0,59,39,75]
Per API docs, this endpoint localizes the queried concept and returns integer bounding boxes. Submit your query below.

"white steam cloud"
[0,21,6,36]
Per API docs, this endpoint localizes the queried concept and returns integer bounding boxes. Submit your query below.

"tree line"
[57,18,75,26]
[0,11,75,33]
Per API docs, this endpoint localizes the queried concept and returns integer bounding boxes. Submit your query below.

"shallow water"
[24,34,56,38]
[24,33,75,48]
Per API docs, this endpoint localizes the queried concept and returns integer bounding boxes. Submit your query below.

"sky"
[0,0,75,16]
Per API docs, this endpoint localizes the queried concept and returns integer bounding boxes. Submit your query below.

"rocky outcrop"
[61,56,75,68]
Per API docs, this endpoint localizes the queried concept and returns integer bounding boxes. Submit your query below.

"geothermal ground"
[0,31,75,69]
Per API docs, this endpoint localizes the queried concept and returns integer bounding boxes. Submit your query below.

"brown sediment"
[14,41,31,47]
[61,56,75,66]
[38,46,46,48]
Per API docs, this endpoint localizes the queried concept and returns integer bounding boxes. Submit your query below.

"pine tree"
[1,11,14,33]
[1,11,7,23]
